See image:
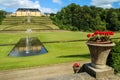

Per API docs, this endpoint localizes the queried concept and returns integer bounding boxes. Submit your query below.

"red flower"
[87,34,91,38]
[86,30,114,42]
[109,31,114,35]
[73,63,80,67]
[99,32,102,35]
[102,31,106,35]
[104,32,108,35]
[92,34,95,37]
[94,30,99,35]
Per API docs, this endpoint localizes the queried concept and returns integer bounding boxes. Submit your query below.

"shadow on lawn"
[57,54,90,59]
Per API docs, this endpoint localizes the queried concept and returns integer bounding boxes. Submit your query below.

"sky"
[0,0,120,13]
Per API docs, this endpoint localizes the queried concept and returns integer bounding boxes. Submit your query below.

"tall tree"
[106,9,120,31]
[0,10,5,24]
[51,3,120,31]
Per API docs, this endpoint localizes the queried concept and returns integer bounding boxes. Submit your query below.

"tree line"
[50,3,120,31]
[0,10,5,24]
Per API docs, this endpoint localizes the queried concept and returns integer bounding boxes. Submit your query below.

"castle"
[15,8,42,16]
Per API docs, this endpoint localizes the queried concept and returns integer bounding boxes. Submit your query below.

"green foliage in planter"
[107,41,120,73]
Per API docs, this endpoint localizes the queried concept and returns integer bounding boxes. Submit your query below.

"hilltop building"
[15,8,42,16]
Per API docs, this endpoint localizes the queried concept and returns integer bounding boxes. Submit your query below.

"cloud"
[0,0,40,8]
[0,0,57,13]
[91,0,120,8]
[53,0,62,4]
[40,7,58,13]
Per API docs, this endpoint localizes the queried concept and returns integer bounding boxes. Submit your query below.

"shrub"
[107,41,120,73]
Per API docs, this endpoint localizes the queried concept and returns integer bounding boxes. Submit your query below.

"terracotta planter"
[73,66,80,73]
[87,42,115,69]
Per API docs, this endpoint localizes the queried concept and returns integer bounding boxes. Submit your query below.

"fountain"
[25,29,32,54]
[8,29,48,57]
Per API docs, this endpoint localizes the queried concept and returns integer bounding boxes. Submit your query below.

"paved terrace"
[0,60,120,80]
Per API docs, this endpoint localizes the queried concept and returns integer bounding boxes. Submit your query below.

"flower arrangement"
[73,63,80,67]
[87,30,114,43]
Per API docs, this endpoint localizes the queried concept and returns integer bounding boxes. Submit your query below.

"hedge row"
[107,41,120,73]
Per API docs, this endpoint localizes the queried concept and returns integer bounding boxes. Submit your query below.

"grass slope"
[0,32,88,44]
[0,42,89,70]
[0,31,120,70]
[0,31,90,70]
[0,16,59,30]
[0,16,120,70]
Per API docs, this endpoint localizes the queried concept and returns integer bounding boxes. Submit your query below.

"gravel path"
[0,60,89,80]
[0,60,120,80]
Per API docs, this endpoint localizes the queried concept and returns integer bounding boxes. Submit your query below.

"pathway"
[0,60,120,80]
[0,60,90,80]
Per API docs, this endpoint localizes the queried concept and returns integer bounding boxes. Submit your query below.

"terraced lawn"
[0,16,120,70]
[0,31,120,70]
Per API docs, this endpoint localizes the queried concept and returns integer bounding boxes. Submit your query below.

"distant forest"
[50,3,120,31]
[0,10,5,24]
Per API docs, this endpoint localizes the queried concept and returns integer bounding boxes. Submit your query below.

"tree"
[0,10,5,24]
[106,9,120,31]
[51,3,120,31]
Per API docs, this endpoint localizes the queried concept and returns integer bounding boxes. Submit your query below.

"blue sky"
[0,0,120,13]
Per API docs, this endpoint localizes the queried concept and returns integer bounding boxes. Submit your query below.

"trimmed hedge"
[107,41,120,73]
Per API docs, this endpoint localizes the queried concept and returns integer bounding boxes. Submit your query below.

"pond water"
[8,37,47,57]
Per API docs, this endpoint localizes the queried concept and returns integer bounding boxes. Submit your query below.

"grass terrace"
[0,31,120,70]
[0,16,120,70]
[0,31,89,70]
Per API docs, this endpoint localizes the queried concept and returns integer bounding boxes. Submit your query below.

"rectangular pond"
[8,37,48,57]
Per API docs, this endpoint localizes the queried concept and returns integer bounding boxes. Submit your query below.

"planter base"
[80,63,114,79]
[91,63,107,69]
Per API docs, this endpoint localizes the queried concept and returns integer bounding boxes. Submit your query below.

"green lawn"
[0,16,59,30]
[0,31,120,70]
[0,24,59,30]
[0,31,88,44]
[0,42,89,70]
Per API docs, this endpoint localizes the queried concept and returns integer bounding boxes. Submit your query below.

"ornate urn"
[87,42,115,69]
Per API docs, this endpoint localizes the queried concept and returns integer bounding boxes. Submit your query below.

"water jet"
[8,29,47,57]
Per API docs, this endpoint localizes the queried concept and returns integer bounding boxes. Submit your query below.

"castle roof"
[16,8,40,12]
